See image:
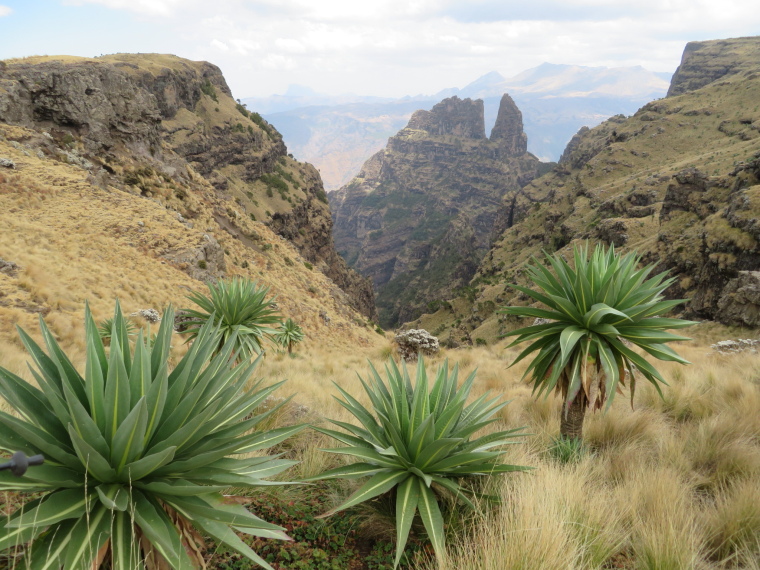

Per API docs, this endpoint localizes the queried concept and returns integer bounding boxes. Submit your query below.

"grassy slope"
[0,123,382,374]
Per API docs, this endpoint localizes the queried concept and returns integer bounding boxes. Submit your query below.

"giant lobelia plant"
[501,242,695,440]
[0,301,302,569]
[309,358,528,567]
[183,277,282,360]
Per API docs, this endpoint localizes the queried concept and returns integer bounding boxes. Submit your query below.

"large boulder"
[716,271,760,327]
[394,329,440,362]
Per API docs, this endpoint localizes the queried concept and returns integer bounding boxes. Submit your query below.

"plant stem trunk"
[560,391,587,441]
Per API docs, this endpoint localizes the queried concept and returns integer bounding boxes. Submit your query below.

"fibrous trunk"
[560,390,587,441]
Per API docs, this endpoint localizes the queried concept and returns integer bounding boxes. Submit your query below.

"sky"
[0,0,758,99]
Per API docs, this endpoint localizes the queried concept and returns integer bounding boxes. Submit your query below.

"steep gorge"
[330,94,542,326]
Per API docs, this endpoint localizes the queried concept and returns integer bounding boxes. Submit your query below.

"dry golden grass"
[230,336,760,568]
[0,125,382,374]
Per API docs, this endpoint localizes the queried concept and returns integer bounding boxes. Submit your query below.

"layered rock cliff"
[330,95,540,326]
[410,36,760,342]
[667,37,760,97]
[0,54,376,320]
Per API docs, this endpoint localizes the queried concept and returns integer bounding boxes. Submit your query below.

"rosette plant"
[310,358,528,567]
[0,302,302,569]
[502,242,695,440]
[274,318,304,354]
[183,277,282,359]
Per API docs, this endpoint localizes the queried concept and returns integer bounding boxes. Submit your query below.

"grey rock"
[0,157,14,169]
[711,339,760,354]
[716,271,760,327]
[130,308,161,323]
[0,258,20,276]
[395,329,440,362]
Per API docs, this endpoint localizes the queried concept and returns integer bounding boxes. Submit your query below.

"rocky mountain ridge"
[256,63,669,189]
[331,94,542,327]
[0,54,376,320]
[409,36,760,344]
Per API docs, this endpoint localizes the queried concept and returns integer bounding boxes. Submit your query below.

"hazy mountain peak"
[284,84,320,97]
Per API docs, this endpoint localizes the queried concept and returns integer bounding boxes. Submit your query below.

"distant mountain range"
[243,63,671,189]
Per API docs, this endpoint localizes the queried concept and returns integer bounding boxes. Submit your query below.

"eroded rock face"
[161,233,227,282]
[394,329,440,361]
[559,126,589,165]
[716,271,760,327]
[331,94,540,327]
[668,37,760,97]
[490,93,528,157]
[0,59,162,154]
[407,96,485,139]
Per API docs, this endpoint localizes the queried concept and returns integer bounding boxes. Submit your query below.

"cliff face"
[410,36,760,342]
[0,54,376,320]
[668,37,760,97]
[331,95,540,327]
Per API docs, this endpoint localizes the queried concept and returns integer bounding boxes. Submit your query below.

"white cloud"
[62,0,185,16]
[210,39,229,52]
[35,0,760,97]
[0,5,12,17]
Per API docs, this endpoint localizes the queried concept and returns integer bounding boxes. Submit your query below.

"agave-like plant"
[97,316,137,343]
[274,318,304,354]
[501,242,695,440]
[0,301,303,569]
[309,358,528,567]
[182,278,282,360]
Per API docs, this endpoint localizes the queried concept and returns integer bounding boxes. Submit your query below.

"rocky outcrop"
[668,37,760,96]
[394,329,440,361]
[0,54,375,319]
[490,94,527,157]
[558,126,589,164]
[0,58,162,154]
[331,95,541,327]
[406,96,485,139]
[716,271,760,327]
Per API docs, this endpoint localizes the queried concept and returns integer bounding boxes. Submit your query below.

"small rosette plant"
[183,277,282,359]
[309,358,528,567]
[0,302,302,569]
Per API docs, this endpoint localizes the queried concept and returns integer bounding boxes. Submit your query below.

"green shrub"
[0,302,300,569]
[197,259,207,269]
[475,337,487,346]
[250,112,269,132]
[309,358,528,567]
[501,242,695,441]
[182,277,282,360]
[260,173,289,194]
[236,103,250,118]
[304,262,313,271]
[201,79,218,102]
